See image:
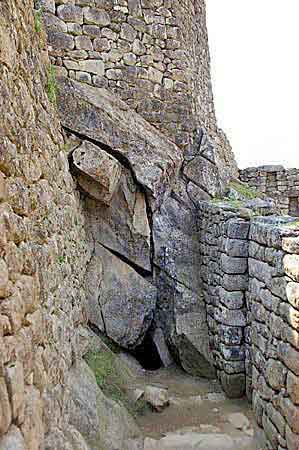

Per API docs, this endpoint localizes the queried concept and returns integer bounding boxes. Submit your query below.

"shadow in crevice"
[132,333,163,371]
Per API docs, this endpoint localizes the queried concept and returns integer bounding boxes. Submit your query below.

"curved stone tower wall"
[44,0,237,183]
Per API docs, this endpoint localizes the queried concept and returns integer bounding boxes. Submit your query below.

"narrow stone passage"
[134,366,260,450]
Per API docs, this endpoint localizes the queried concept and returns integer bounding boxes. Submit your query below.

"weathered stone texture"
[44,0,238,191]
[198,203,249,398]
[240,165,299,216]
[0,2,90,448]
[199,201,299,448]
[58,76,183,209]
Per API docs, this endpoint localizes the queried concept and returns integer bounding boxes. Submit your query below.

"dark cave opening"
[132,333,163,371]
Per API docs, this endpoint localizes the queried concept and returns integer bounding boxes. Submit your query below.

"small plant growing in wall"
[34,6,44,33]
[57,255,65,265]
[47,65,58,104]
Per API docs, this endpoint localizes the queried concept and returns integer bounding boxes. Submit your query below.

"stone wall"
[240,165,299,216]
[248,218,299,450]
[198,203,249,399]
[199,201,299,449]
[41,0,237,186]
[0,2,90,448]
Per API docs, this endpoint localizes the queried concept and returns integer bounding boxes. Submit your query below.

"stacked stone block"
[198,203,249,398]
[240,166,299,216]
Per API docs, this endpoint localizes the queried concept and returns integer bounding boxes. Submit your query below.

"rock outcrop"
[86,244,157,349]
[57,77,183,210]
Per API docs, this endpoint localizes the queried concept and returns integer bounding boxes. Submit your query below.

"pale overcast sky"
[206,0,299,169]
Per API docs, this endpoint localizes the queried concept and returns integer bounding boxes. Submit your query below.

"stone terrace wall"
[240,166,299,216]
[42,0,237,182]
[198,203,249,399]
[199,202,299,449]
[248,218,299,450]
[0,2,90,449]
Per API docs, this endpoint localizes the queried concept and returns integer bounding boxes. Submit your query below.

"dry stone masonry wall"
[199,203,249,399]
[0,2,91,449]
[240,166,299,217]
[247,218,299,450]
[199,201,299,449]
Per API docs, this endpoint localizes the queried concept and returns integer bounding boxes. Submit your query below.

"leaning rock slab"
[86,244,156,349]
[85,168,151,272]
[153,195,201,292]
[72,140,122,205]
[57,77,183,208]
[155,271,215,378]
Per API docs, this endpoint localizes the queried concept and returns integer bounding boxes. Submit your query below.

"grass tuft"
[34,7,44,33]
[85,350,150,417]
[229,181,258,200]
[47,65,58,104]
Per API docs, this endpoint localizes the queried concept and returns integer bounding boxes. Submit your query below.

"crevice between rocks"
[64,126,152,197]
[99,242,152,279]
[65,125,156,277]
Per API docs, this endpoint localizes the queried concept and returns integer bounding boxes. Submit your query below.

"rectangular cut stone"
[219,344,245,361]
[219,288,244,309]
[248,259,274,286]
[222,274,248,292]
[218,325,243,345]
[78,59,104,76]
[227,220,250,240]
[72,141,122,204]
[214,305,247,327]
[221,254,247,274]
[225,238,249,257]
[83,7,111,26]
[284,255,299,282]
[57,4,83,23]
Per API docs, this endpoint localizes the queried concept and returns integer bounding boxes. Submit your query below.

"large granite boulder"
[85,244,157,349]
[67,360,143,450]
[85,168,151,272]
[57,77,183,209]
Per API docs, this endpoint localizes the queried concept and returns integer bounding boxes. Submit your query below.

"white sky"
[206,0,299,169]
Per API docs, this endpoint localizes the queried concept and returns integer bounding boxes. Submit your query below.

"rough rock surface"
[155,271,215,379]
[84,167,151,272]
[86,244,157,349]
[0,2,91,449]
[72,140,122,204]
[57,77,183,209]
[67,360,143,450]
